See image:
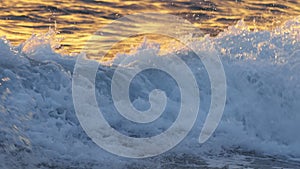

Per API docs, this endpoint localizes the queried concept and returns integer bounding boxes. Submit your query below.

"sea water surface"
[1,0,300,169]
[1,0,300,53]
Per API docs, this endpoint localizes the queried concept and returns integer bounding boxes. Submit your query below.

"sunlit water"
[1,1,300,169]
[1,0,300,54]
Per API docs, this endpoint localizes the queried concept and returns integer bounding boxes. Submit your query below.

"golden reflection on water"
[96,34,186,62]
[0,0,300,58]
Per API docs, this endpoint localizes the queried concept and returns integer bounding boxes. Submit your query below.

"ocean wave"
[0,17,300,168]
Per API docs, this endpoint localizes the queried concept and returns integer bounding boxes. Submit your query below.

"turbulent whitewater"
[0,17,300,168]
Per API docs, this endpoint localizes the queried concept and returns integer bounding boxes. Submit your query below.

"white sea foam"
[0,17,300,168]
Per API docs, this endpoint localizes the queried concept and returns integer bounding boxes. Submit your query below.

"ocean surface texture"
[0,0,300,168]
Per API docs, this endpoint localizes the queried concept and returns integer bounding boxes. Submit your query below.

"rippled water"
[0,0,300,54]
[1,1,300,168]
